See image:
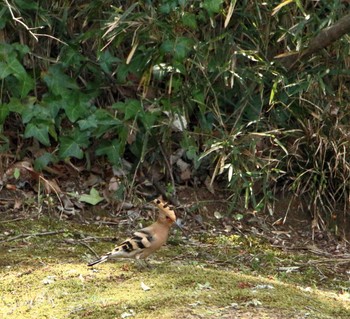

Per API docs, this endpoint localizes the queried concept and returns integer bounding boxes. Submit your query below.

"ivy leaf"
[60,45,86,68]
[43,65,79,96]
[160,39,175,55]
[6,55,26,75]
[17,73,35,98]
[21,102,55,123]
[93,109,123,138]
[59,136,84,159]
[71,127,90,148]
[113,99,142,120]
[160,38,193,61]
[125,100,142,120]
[7,98,32,116]
[11,43,30,58]
[95,139,121,165]
[42,95,64,118]
[98,50,121,74]
[34,152,58,171]
[24,122,50,146]
[62,92,91,122]
[0,43,13,58]
[203,0,224,14]
[0,62,12,79]
[140,111,158,130]
[78,114,98,130]
[5,55,35,97]
[0,103,10,124]
[79,187,104,205]
[181,13,198,30]
[174,37,193,60]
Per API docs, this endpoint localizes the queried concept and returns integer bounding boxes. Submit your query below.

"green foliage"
[0,43,34,98]
[76,187,104,205]
[1,0,350,228]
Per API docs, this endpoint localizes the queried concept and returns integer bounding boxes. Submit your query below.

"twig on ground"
[65,236,117,243]
[77,241,100,258]
[303,258,350,265]
[93,221,121,225]
[0,230,66,243]
[1,217,27,223]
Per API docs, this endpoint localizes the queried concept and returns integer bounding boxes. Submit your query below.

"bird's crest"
[153,197,176,221]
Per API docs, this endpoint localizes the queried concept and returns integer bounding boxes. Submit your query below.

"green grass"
[1,216,349,319]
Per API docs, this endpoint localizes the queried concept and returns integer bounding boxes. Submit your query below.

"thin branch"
[0,217,26,223]
[157,142,177,197]
[275,13,350,70]
[0,230,66,243]
[34,33,68,46]
[77,240,100,258]
[4,0,67,45]
[4,0,39,41]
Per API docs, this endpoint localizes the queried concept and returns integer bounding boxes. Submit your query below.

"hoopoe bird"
[87,197,176,267]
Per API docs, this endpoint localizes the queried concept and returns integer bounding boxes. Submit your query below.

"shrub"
[1,0,350,230]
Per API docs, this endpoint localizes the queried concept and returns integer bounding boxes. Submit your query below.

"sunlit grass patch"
[1,217,350,319]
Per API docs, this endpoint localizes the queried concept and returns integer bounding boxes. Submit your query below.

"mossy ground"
[1,215,349,319]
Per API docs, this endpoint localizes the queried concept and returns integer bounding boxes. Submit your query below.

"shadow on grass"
[1,216,349,319]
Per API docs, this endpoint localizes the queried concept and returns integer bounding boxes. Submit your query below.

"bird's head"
[153,197,177,225]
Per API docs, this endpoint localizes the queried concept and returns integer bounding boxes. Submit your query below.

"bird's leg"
[135,258,152,269]
[143,259,152,269]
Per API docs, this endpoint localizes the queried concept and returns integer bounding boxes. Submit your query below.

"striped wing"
[87,229,154,266]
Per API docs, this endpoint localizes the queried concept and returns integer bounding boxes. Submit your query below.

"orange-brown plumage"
[87,197,176,266]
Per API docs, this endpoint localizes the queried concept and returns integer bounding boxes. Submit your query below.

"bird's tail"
[87,254,109,267]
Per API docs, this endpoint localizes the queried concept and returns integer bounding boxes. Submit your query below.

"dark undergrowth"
[1,1,350,232]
